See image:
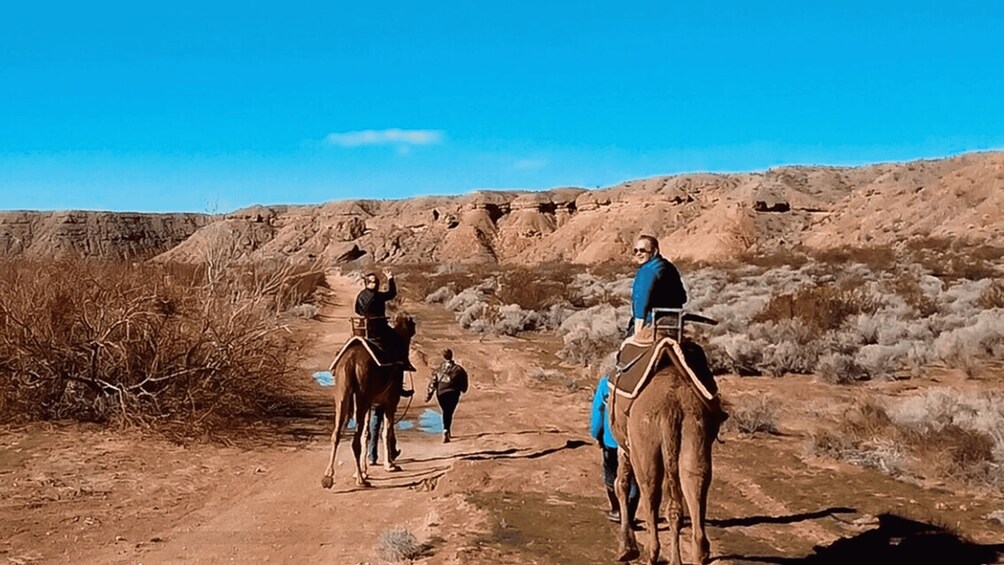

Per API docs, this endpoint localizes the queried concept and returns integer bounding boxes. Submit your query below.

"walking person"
[426,348,468,443]
[366,406,400,465]
[590,374,639,524]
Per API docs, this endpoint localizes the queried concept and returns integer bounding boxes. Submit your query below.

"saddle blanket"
[612,336,717,400]
[328,336,399,372]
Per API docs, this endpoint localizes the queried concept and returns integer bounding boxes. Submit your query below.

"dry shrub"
[394,263,484,303]
[557,304,625,366]
[815,396,1004,488]
[753,284,880,338]
[736,248,812,271]
[904,238,1003,282]
[811,401,903,475]
[843,401,894,437]
[0,259,307,437]
[888,273,940,317]
[812,245,896,271]
[498,265,582,310]
[729,396,779,435]
[978,280,1004,310]
[376,526,423,562]
[816,353,867,384]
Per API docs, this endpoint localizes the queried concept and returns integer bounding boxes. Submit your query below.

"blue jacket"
[631,255,687,324]
[590,375,619,449]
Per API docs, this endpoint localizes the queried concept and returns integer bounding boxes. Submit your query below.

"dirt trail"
[3,272,1003,564]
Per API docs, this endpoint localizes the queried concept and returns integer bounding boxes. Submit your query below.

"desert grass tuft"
[376,526,423,563]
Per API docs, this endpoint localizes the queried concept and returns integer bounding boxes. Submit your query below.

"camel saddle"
[327,336,402,372]
[612,333,718,401]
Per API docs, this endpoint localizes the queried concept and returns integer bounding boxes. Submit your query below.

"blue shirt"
[631,255,687,324]
[589,375,619,449]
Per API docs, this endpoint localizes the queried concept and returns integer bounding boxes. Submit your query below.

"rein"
[393,370,415,425]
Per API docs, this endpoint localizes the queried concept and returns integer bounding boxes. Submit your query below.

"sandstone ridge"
[3,152,1003,264]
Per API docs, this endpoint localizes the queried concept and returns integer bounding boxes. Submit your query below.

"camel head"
[390,312,417,343]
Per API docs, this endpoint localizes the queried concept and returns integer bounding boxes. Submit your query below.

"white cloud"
[514,158,548,170]
[324,128,444,147]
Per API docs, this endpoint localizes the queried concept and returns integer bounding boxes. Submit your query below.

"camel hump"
[678,341,717,397]
[329,336,400,371]
[613,338,718,401]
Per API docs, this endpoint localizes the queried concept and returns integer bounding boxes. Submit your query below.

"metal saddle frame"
[650,308,719,341]
[350,316,387,340]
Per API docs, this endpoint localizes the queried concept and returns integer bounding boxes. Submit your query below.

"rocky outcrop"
[0,211,211,260]
[4,152,1004,265]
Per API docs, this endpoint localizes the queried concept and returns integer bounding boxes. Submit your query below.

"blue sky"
[1,1,1002,212]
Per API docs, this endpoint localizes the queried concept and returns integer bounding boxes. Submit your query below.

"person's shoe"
[367,459,377,466]
[442,431,451,443]
[391,447,401,460]
[606,510,622,524]
[400,388,415,398]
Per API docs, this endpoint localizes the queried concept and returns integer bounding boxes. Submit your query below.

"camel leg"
[351,398,370,487]
[680,418,713,565]
[662,441,684,565]
[383,407,399,473]
[321,388,353,489]
[359,409,371,481]
[632,439,665,565]
[614,449,639,562]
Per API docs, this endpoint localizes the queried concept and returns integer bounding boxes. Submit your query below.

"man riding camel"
[627,235,687,337]
[355,270,415,396]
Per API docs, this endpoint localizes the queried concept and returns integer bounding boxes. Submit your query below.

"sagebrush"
[0,259,321,437]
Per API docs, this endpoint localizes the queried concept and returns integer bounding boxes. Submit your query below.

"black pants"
[602,445,639,518]
[437,391,461,432]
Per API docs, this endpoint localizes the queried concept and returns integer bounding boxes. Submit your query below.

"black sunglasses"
[633,247,651,254]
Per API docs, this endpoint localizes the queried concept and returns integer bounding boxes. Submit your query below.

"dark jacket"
[427,360,469,400]
[355,278,397,318]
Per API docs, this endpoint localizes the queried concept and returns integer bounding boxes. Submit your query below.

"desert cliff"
[3,151,1002,264]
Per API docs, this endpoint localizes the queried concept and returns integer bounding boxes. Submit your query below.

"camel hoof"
[321,476,333,489]
[355,478,372,488]
[616,545,639,562]
[385,464,402,472]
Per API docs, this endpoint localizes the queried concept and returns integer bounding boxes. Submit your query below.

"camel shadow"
[715,513,1004,564]
[328,465,452,494]
[639,507,855,533]
[409,438,590,464]
[708,506,855,528]
[467,429,567,439]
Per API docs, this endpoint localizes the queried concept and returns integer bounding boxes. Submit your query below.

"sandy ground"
[2,273,1003,564]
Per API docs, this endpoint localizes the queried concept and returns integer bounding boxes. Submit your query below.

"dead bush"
[376,526,423,562]
[498,266,582,310]
[904,238,1003,282]
[729,396,780,435]
[887,273,940,317]
[395,263,483,303]
[735,248,812,271]
[978,280,1004,310]
[557,304,625,367]
[753,284,881,338]
[812,245,897,271]
[816,353,867,384]
[0,259,304,438]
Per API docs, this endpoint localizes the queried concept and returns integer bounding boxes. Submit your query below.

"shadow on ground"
[717,513,1004,564]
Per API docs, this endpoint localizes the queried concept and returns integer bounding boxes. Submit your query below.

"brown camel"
[320,313,416,489]
[610,349,726,565]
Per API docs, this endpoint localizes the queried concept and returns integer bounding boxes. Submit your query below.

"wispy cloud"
[514,158,548,170]
[324,128,445,147]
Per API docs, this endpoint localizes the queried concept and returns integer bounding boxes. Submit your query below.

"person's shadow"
[716,512,1004,564]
